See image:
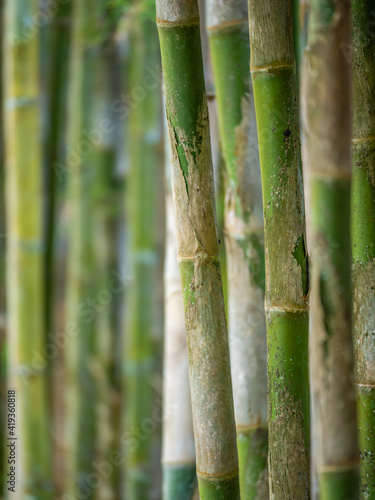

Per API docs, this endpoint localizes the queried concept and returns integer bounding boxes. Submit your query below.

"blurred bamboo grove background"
[0,0,374,499]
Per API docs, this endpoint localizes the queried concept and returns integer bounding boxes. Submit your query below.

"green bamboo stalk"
[64,2,97,497]
[157,1,240,498]
[87,7,119,500]
[163,112,197,500]
[302,0,359,497]
[4,1,52,497]
[206,2,268,498]
[65,4,123,499]
[248,1,310,497]
[124,14,163,500]
[351,1,375,498]
[44,3,72,494]
[44,0,72,356]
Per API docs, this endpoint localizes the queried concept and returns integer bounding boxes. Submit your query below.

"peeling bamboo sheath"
[351,0,375,497]
[302,0,359,498]
[248,1,310,498]
[4,1,51,497]
[157,0,240,498]
[207,0,268,498]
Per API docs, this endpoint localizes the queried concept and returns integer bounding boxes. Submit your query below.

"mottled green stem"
[351,1,375,498]
[124,16,163,500]
[302,0,359,498]
[4,1,52,497]
[163,110,197,500]
[88,9,119,500]
[64,2,97,497]
[44,0,72,365]
[248,1,310,497]
[163,177,197,500]
[206,1,268,498]
[44,2,72,494]
[157,1,240,498]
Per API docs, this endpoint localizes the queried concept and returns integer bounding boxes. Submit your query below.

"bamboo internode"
[302,0,359,497]
[248,1,310,497]
[207,0,268,497]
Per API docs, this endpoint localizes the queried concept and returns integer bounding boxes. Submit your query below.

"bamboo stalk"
[64,1,97,496]
[163,111,197,500]
[4,0,52,497]
[248,1,310,497]
[0,0,5,494]
[44,0,72,364]
[44,2,72,494]
[206,1,268,498]
[88,9,119,500]
[351,1,375,498]
[302,0,359,497]
[124,14,163,500]
[157,0,240,498]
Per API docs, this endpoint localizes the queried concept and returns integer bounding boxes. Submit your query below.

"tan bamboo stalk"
[4,0,52,497]
[157,0,240,497]
[163,113,197,500]
[302,0,359,497]
[351,1,375,497]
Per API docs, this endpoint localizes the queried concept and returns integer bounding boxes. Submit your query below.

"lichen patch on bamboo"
[353,259,375,386]
[156,0,199,23]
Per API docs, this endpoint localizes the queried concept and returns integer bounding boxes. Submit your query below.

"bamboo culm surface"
[206,0,268,498]
[351,0,375,497]
[302,0,359,498]
[248,0,310,497]
[65,2,99,496]
[87,7,119,500]
[4,0,52,497]
[124,15,163,500]
[163,110,197,499]
[157,0,240,498]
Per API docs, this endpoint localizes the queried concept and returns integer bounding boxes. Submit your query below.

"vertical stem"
[302,0,359,498]
[157,1,240,498]
[162,110,197,500]
[206,1,268,498]
[4,0,52,497]
[44,2,72,494]
[351,1,375,498]
[64,2,97,497]
[44,0,72,361]
[124,15,163,500]
[88,11,119,500]
[0,0,5,493]
[248,1,310,497]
